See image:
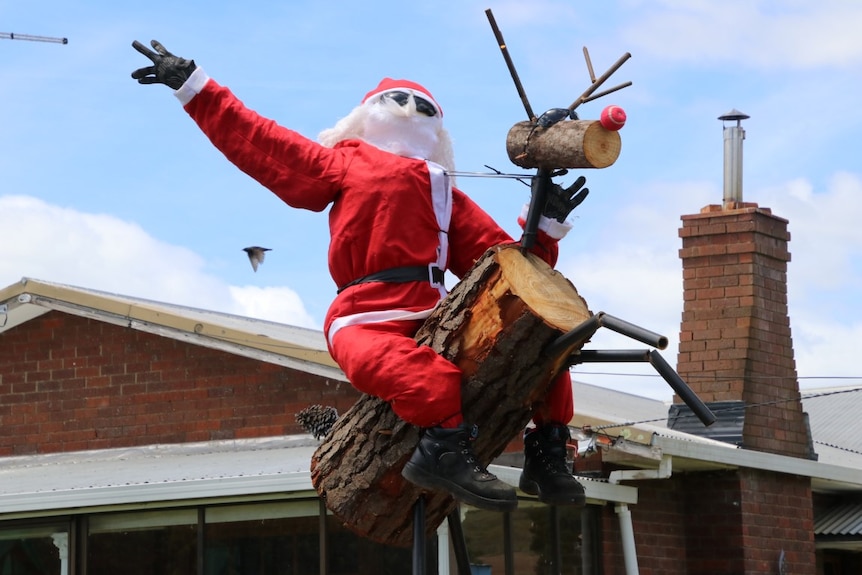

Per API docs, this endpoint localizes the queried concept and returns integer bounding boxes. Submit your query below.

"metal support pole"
[503,511,515,575]
[549,505,562,575]
[447,507,472,575]
[319,499,329,575]
[413,497,427,575]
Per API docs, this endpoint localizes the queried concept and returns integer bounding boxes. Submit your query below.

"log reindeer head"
[486,8,632,172]
[505,47,632,170]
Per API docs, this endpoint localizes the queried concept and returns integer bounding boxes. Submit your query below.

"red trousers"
[329,319,574,428]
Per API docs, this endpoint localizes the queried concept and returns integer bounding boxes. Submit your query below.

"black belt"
[338,265,444,294]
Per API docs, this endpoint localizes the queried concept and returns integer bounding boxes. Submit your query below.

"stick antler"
[485,9,536,122]
[569,48,632,114]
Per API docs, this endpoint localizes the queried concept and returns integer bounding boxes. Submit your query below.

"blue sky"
[2,1,861,401]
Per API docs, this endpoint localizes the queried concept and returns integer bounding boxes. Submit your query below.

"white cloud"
[227,285,319,328]
[751,173,862,303]
[0,195,319,329]
[621,1,862,69]
[556,171,862,400]
[793,318,862,389]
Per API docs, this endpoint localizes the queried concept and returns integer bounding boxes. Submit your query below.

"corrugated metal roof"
[0,434,638,519]
[666,400,745,446]
[815,502,862,536]
[0,436,320,517]
[802,387,862,467]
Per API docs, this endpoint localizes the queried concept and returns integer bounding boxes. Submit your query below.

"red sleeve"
[184,79,345,212]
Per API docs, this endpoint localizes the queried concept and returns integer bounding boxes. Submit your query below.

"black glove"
[131,40,197,90]
[542,175,589,222]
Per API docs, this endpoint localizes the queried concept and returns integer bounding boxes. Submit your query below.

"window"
[460,502,593,575]
[87,509,197,575]
[325,514,435,575]
[205,501,320,575]
[0,522,70,575]
[81,499,430,575]
[0,497,598,574]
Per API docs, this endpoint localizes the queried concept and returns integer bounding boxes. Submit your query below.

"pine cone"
[296,405,339,440]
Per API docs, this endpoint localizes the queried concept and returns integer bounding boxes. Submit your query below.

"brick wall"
[631,479,689,575]
[597,477,689,575]
[681,471,747,573]
[0,311,360,456]
[737,469,815,574]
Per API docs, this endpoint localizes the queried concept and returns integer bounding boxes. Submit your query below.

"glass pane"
[87,511,197,575]
[325,515,437,575]
[0,529,66,575]
[461,502,586,575]
[205,505,318,575]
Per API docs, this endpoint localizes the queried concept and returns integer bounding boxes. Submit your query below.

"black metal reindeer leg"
[521,168,552,252]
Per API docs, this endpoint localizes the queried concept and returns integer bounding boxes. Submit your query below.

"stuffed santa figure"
[132,39,587,510]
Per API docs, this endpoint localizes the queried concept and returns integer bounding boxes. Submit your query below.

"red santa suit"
[175,69,574,429]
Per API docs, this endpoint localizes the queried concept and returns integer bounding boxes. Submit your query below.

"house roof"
[0,436,320,518]
[0,277,344,381]
[2,277,862,515]
[0,434,637,520]
[802,386,862,468]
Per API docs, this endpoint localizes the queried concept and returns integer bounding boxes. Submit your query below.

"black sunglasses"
[379,91,438,117]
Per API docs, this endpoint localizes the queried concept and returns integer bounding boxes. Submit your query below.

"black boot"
[402,423,518,512]
[519,424,585,506]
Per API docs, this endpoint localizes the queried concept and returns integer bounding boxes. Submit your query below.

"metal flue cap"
[718,108,750,122]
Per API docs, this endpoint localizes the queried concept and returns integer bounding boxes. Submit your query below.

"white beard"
[360,97,441,160]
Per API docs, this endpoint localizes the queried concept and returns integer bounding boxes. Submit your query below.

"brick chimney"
[674,111,810,459]
[665,113,817,575]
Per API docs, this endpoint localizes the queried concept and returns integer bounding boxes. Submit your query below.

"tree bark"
[310,243,592,547]
[506,119,621,169]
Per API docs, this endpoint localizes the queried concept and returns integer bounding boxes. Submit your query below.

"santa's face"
[361,90,442,160]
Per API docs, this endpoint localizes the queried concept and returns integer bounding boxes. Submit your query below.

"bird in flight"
[243,246,271,272]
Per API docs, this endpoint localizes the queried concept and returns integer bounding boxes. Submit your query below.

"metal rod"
[648,350,716,426]
[413,497,426,575]
[448,507,472,575]
[485,9,535,121]
[1,32,68,44]
[599,313,668,349]
[546,314,602,358]
[448,170,532,180]
[569,349,652,365]
[568,52,632,113]
[521,169,551,252]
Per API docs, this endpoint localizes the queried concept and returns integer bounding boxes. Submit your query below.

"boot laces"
[543,454,570,475]
[459,424,488,474]
[539,446,571,475]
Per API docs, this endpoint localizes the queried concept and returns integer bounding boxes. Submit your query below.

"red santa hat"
[361,77,443,117]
